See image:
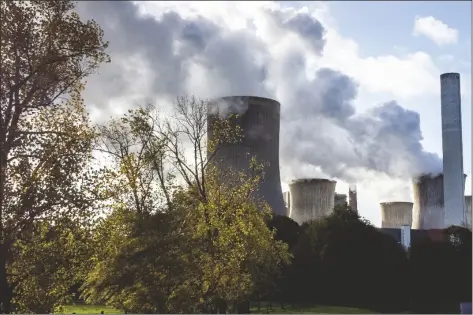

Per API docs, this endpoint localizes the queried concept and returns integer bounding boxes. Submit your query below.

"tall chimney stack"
[440,73,465,227]
[348,184,358,213]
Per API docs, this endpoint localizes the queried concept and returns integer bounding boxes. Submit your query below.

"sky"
[75,1,471,227]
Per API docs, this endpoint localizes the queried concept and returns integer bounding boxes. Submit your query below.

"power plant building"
[440,73,466,227]
[380,202,413,229]
[289,178,336,225]
[207,96,286,216]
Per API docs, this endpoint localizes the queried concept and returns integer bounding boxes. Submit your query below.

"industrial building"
[207,96,286,216]
[288,178,336,225]
[379,226,446,247]
[380,202,413,229]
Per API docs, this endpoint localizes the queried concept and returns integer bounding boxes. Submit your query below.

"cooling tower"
[412,173,467,229]
[465,196,472,229]
[412,174,444,229]
[334,193,347,208]
[441,73,465,227]
[289,178,337,225]
[207,96,286,216]
[348,184,358,212]
[380,202,413,229]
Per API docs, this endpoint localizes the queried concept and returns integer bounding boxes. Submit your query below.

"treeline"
[0,1,471,314]
[264,209,472,314]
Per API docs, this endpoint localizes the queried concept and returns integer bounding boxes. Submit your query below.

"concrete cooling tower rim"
[440,72,460,79]
[380,202,414,206]
[291,178,337,185]
[413,172,467,181]
[214,96,281,106]
[413,173,443,181]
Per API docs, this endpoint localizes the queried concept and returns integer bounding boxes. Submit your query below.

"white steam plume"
[75,1,442,202]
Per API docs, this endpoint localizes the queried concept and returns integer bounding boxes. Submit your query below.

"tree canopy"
[1,0,108,312]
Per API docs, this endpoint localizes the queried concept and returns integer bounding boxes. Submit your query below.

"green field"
[62,304,122,314]
[62,304,375,314]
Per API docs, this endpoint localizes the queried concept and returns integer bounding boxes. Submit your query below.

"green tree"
[8,217,94,313]
[82,98,290,313]
[291,206,409,312]
[409,226,472,313]
[0,0,109,312]
[409,236,457,313]
[262,216,300,308]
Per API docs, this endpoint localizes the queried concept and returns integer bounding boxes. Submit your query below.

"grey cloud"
[279,65,441,182]
[180,18,220,51]
[284,13,326,53]
[348,101,442,176]
[196,30,270,98]
[267,9,326,54]
[314,68,357,121]
[76,1,269,112]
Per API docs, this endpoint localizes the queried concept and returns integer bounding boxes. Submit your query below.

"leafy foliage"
[9,218,93,313]
[0,0,109,312]
[409,225,472,313]
[288,206,409,312]
[82,99,290,313]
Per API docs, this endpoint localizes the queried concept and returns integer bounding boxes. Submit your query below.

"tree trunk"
[0,245,12,314]
[236,301,249,314]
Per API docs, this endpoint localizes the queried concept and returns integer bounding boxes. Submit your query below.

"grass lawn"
[62,304,122,314]
[62,303,376,314]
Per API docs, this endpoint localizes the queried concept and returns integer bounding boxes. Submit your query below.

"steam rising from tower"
[440,73,465,227]
[207,96,286,216]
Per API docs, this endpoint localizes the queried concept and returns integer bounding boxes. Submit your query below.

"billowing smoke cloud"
[75,1,441,190]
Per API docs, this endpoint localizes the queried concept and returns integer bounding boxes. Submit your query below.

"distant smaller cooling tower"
[334,193,347,208]
[465,196,472,229]
[289,178,336,225]
[380,202,413,229]
[412,174,444,229]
